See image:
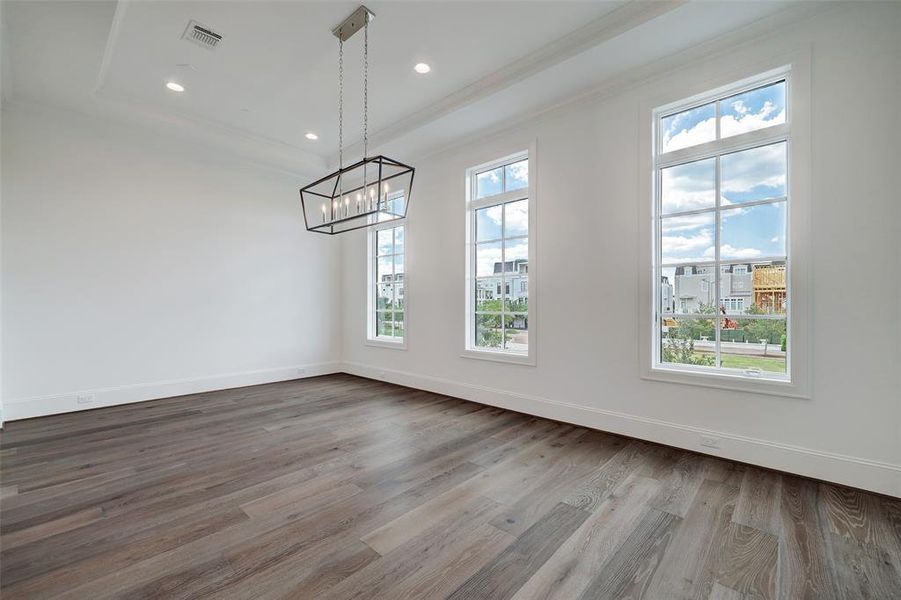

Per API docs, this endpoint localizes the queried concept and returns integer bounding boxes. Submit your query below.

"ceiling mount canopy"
[300,5,415,235]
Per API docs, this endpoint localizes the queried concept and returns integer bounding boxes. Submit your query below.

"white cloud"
[662,116,716,153]
[715,244,763,259]
[721,142,786,197]
[770,236,779,243]
[721,105,784,138]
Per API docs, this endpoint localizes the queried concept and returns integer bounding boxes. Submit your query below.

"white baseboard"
[3,361,341,421]
[341,361,901,498]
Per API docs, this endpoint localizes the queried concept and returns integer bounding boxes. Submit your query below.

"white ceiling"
[2,1,812,175]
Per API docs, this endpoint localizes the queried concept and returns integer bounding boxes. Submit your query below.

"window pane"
[376,311,392,337]
[720,202,786,261]
[660,317,716,367]
[661,158,715,214]
[504,314,528,353]
[388,193,406,216]
[660,102,715,153]
[660,213,714,264]
[721,142,786,206]
[376,283,393,310]
[475,313,503,349]
[394,254,405,277]
[476,241,503,278]
[504,159,528,192]
[504,237,528,266]
[476,206,503,241]
[377,256,394,283]
[377,229,393,256]
[395,281,405,310]
[750,262,787,314]
[475,278,500,311]
[719,81,785,139]
[393,226,405,254]
[505,275,528,312]
[662,265,716,314]
[504,199,528,238]
[719,318,786,374]
[392,313,405,339]
[476,167,503,198]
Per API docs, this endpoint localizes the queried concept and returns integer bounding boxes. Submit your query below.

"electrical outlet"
[699,435,721,449]
[75,393,95,405]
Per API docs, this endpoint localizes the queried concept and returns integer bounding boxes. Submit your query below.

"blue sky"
[659,82,786,264]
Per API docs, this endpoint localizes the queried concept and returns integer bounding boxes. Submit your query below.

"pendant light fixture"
[299,5,415,235]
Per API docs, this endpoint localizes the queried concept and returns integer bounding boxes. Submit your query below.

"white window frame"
[639,52,811,399]
[463,144,537,365]
[366,221,407,350]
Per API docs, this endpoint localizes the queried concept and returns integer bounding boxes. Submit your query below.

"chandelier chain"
[338,38,344,173]
[363,21,368,160]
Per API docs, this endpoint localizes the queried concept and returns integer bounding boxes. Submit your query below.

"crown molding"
[332,0,687,166]
[384,1,835,165]
[91,0,325,178]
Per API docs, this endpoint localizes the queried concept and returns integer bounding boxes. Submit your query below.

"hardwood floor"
[1,374,899,599]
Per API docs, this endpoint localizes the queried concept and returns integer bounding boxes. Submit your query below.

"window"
[465,151,533,362]
[367,223,405,346]
[654,73,789,380]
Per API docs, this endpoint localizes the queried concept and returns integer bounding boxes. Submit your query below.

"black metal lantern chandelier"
[300,5,414,235]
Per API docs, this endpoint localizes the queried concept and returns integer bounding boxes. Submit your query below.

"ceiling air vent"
[181,20,223,50]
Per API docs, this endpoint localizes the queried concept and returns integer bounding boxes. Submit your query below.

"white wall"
[2,103,341,419]
[340,5,901,496]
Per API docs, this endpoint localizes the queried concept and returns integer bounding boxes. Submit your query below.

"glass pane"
[376,283,393,310]
[661,158,715,214]
[475,313,503,349]
[505,275,528,312]
[476,167,503,199]
[476,205,503,242]
[376,229,393,256]
[377,256,394,283]
[721,142,787,206]
[504,159,528,192]
[388,193,406,216]
[662,265,716,314]
[476,241,503,278]
[392,313,405,339]
[719,81,786,139]
[504,314,528,354]
[475,278,500,311]
[660,102,715,153]
[750,262,787,315]
[660,213,714,264]
[660,317,716,367]
[395,281,405,310]
[504,200,528,238]
[393,226,405,254]
[394,254,405,278]
[720,202,786,261]
[504,237,528,270]
[719,318,786,374]
[376,311,392,337]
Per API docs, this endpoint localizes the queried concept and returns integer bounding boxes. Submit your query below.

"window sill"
[461,348,535,366]
[365,338,407,351]
[643,364,808,399]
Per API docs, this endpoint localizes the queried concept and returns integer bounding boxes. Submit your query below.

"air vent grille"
[181,20,222,50]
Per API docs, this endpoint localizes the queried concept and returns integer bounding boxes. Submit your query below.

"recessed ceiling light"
[166,81,185,92]
[305,132,319,140]
[414,62,431,74]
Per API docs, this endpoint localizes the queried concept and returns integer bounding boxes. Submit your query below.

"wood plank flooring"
[1,374,899,599]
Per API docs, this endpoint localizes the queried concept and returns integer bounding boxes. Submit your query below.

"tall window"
[466,152,532,361]
[654,72,789,379]
[368,223,405,345]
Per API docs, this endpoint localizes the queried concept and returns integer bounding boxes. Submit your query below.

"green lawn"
[718,354,785,373]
